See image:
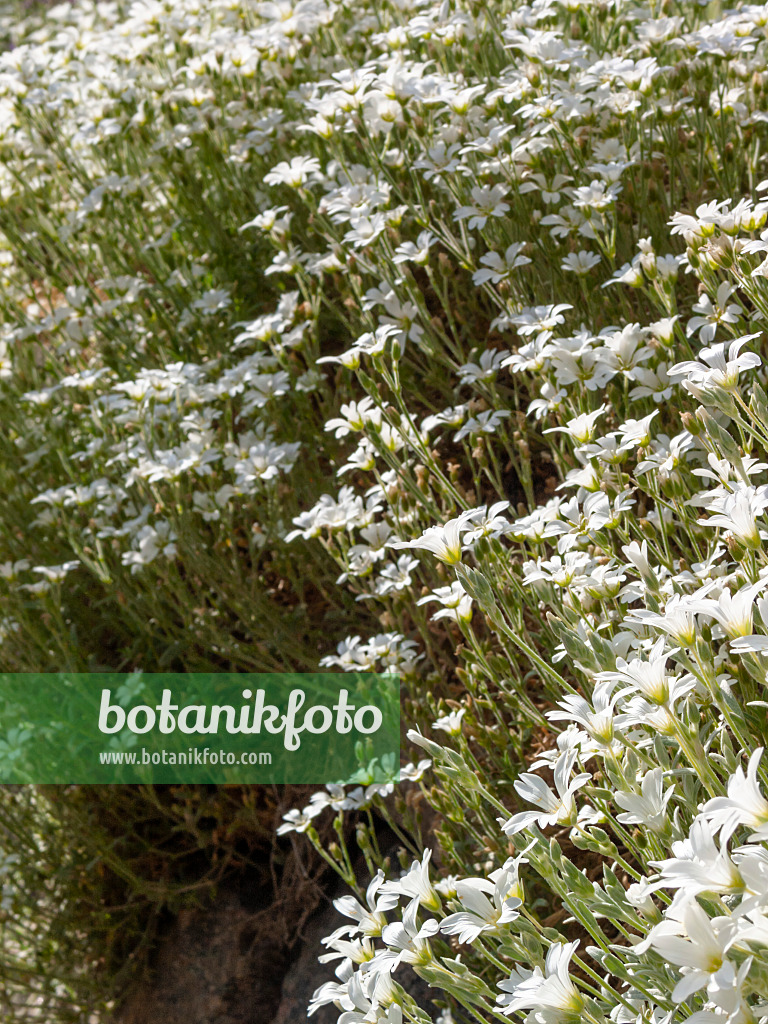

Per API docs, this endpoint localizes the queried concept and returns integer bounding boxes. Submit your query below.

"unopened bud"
[680,411,702,435]
[726,534,748,561]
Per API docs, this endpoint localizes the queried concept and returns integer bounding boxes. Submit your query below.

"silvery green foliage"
[4,0,768,1021]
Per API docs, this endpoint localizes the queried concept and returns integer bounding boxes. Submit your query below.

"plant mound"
[2,0,768,1023]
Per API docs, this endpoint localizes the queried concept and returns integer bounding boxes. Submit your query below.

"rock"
[116,833,440,1024]
[116,879,290,1024]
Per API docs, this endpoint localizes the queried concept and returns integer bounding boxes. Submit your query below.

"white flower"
[400,759,431,782]
[596,637,691,706]
[462,501,510,543]
[325,397,382,438]
[649,818,743,899]
[572,179,621,211]
[670,200,728,241]
[731,634,768,654]
[191,288,231,314]
[31,561,80,582]
[685,282,741,343]
[561,250,601,274]
[334,871,399,938]
[344,212,389,249]
[453,184,510,229]
[433,709,465,736]
[380,850,440,912]
[392,231,436,265]
[472,243,531,285]
[689,580,768,640]
[309,783,366,814]
[602,260,644,288]
[700,485,768,550]
[453,409,510,442]
[669,334,761,397]
[497,941,584,1019]
[643,902,737,1004]
[374,554,420,595]
[544,405,606,445]
[264,155,321,187]
[417,581,473,624]
[615,768,673,832]
[238,205,289,233]
[508,304,572,343]
[0,560,30,581]
[626,593,700,647]
[374,896,439,972]
[392,511,476,565]
[699,749,768,843]
[547,679,618,747]
[523,551,592,588]
[276,804,324,835]
[457,349,507,385]
[500,750,591,835]
[440,857,523,944]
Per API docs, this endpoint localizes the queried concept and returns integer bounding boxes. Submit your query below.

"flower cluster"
[5,0,768,1020]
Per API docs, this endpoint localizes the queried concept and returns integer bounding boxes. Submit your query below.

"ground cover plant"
[4,0,768,1021]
